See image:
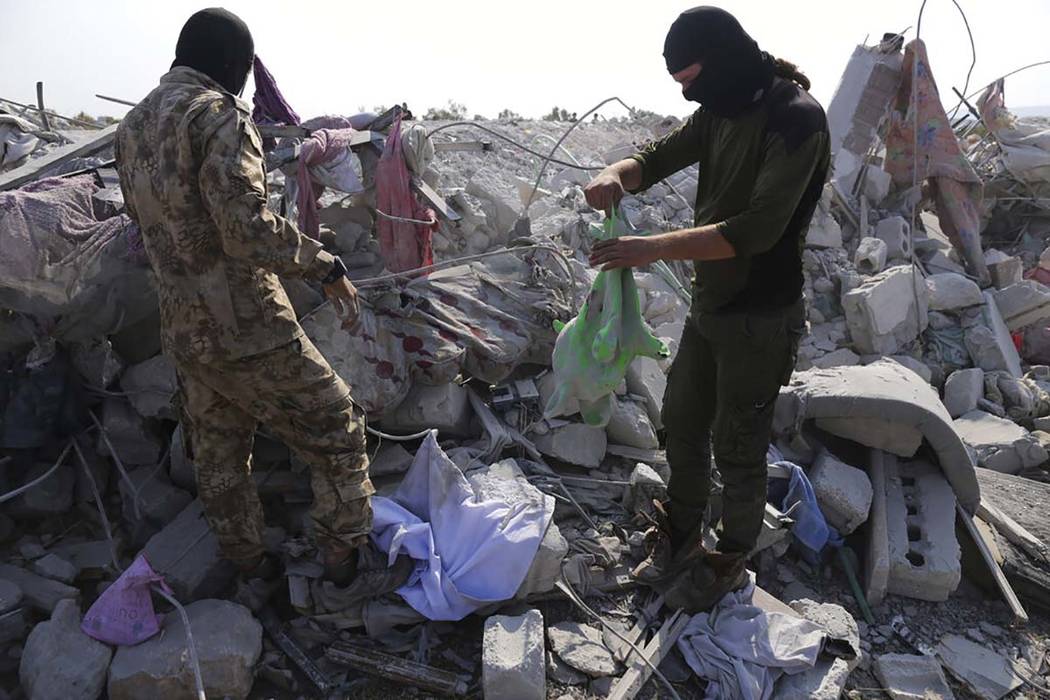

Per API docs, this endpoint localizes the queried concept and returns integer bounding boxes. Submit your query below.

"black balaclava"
[172,8,254,95]
[663,6,775,118]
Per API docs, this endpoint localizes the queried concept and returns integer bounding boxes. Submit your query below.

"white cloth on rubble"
[0,114,40,168]
[677,575,825,700]
[370,431,553,621]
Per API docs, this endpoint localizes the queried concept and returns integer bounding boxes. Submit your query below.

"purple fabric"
[81,554,170,645]
[252,55,300,126]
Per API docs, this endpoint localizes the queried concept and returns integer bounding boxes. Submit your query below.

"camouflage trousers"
[177,336,374,569]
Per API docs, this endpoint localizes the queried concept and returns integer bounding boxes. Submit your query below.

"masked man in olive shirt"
[585,7,830,611]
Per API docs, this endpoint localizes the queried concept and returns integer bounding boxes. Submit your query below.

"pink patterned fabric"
[81,554,170,646]
[883,39,989,285]
[375,115,435,273]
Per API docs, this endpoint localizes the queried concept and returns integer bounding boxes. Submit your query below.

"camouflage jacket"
[115,67,335,365]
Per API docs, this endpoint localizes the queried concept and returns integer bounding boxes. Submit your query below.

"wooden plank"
[258,607,336,695]
[958,502,1029,626]
[325,641,469,696]
[0,123,118,191]
[256,124,311,139]
[607,610,689,700]
[433,141,492,153]
[978,501,1050,565]
[606,595,663,664]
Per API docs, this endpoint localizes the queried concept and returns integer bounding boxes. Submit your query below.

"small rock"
[20,598,112,700]
[874,652,955,700]
[31,554,77,584]
[979,622,1004,637]
[546,651,587,685]
[782,581,819,604]
[108,599,262,699]
[547,622,618,677]
[966,628,986,644]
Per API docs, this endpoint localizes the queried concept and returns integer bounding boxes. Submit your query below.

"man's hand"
[589,236,662,270]
[323,277,361,332]
[584,169,626,215]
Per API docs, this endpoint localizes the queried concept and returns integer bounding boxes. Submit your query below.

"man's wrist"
[322,256,348,285]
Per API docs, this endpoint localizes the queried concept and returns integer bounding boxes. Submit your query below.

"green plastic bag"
[543,209,670,427]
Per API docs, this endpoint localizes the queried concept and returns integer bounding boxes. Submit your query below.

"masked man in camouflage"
[585,7,829,611]
[115,8,372,583]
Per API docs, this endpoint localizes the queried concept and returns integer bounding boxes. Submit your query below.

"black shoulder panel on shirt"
[763,79,828,154]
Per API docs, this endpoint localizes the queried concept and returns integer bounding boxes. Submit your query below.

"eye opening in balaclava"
[172,8,255,96]
[663,6,774,118]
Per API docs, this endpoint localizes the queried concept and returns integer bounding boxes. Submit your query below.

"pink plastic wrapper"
[81,554,169,646]
[376,115,435,273]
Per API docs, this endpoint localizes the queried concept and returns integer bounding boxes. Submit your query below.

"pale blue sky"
[1,0,1048,122]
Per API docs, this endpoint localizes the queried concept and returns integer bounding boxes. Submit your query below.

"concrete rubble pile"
[2,33,1050,700]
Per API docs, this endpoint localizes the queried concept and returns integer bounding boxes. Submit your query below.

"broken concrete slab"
[865,450,891,606]
[0,564,78,614]
[936,634,1023,699]
[809,450,873,535]
[885,459,961,602]
[812,347,861,369]
[384,382,475,439]
[774,360,979,511]
[843,265,928,355]
[141,500,236,602]
[970,292,1023,377]
[20,598,112,700]
[97,397,165,466]
[31,554,77,584]
[943,368,984,419]
[108,599,262,700]
[854,236,888,275]
[482,610,545,700]
[953,410,1048,474]
[815,415,922,459]
[875,216,913,261]
[926,272,983,311]
[369,442,415,477]
[538,370,579,417]
[121,467,194,545]
[993,280,1050,332]
[988,256,1023,290]
[547,622,618,678]
[886,355,932,384]
[51,540,116,577]
[605,397,659,449]
[873,653,955,700]
[10,461,74,518]
[119,354,177,420]
[789,599,861,664]
[773,658,851,700]
[534,423,607,469]
[625,356,667,430]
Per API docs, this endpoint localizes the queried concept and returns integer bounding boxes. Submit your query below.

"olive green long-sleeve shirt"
[631,77,830,314]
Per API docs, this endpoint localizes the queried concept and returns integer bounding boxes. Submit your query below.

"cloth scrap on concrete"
[676,576,825,700]
[370,432,553,621]
[376,115,435,273]
[883,39,989,285]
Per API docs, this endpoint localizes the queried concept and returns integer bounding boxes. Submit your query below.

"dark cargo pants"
[661,298,805,554]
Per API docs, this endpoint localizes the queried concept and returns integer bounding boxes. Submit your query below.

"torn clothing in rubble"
[114,66,337,366]
[766,446,840,557]
[376,114,435,273]
[0,174,150,326]
[178,336,374,569]
[370,432,552,621]
[251,55,301,127]
[302,251,572,415]
[884,39,989,286]
[676,575,826,700]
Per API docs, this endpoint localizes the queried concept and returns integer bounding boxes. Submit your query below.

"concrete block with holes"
[885,458,961,601]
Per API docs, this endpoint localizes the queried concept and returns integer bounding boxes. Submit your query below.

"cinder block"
[482,610,545,700]
[885,459,960,601]
[809,451,872,535]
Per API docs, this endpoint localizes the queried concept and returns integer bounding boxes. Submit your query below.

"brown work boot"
[663,551,749,614]
[632,500,706,585]
[323,546,360,587]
